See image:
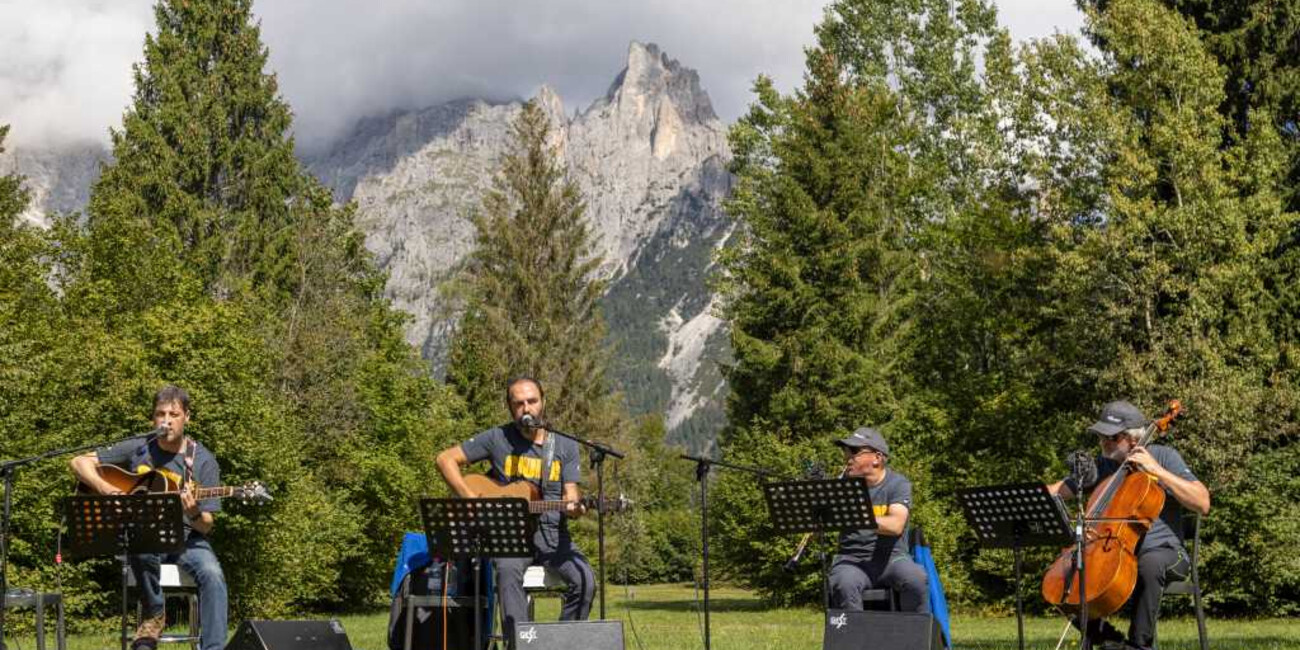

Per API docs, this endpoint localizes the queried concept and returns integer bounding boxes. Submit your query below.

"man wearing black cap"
[1048,400,1211,650]
[827,426,930,613]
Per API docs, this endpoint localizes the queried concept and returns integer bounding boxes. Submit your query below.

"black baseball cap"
[835,426,889,457]
[1088,400,1148,437]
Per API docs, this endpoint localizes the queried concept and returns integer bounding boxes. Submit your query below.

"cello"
[1040,400,1183,620]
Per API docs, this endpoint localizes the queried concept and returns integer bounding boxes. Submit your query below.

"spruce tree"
[712,0,982,601]
[54,0,464,614]
[446,99,616,437]
[444,101,697,582]
[83,0,305,309]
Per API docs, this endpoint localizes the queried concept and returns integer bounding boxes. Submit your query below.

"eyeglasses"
[842,448,880,459]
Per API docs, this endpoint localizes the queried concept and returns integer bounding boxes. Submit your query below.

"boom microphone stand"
[526,417,624,619]
[679,453,783,650]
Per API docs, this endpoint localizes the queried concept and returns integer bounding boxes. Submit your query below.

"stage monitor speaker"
[225,619,353,650]
[823,610,942,650]
[512,620,624,650]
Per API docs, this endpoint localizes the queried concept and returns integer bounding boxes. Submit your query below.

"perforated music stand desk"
[762,478,877,536]
[957,483,1073,650]
[419,498,533,650]
[64,494,184,650]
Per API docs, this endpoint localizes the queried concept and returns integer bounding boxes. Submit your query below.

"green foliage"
[0,0,467,625]
[603,417,700,584]
[716,0,1300,617]
[1087,0,1300,209]
[713,0,1001,605]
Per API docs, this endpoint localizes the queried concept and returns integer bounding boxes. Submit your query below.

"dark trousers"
[494,527,594,648]
[1082,544,1189,650]
[829,554,930,614]
[129,535,228,650]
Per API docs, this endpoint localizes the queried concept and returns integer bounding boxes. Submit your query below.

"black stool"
[3,589,66,650]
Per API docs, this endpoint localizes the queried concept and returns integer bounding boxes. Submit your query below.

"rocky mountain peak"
[600,41,717,126]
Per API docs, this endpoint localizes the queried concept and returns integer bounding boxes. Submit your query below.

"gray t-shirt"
[836,470,913,564]
[97,436,221,535]
[1063,444,1198,552]
[460,423,581,533]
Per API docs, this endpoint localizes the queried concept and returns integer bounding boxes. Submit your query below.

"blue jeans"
[129,535,227,650]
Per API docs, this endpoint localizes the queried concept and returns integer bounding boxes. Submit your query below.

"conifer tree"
[50,0,463,614]
[83,0,307,309]
[711,0,985,600]
[446,99,616,438]
[444,101,699,582]
[1033,0,1300,613]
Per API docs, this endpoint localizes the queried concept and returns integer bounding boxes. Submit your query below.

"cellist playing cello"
[1047,400,1211,650]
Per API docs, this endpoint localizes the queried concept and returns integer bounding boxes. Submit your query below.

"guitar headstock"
[234,481,273,505]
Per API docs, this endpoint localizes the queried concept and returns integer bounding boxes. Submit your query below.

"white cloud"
[0,0,1085,151]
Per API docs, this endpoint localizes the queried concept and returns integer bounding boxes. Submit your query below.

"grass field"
[9,583,1299,650]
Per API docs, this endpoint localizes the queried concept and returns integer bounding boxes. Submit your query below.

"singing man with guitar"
[1047,400,1211,650]
[435,376,595,643]
[70,385,228,650]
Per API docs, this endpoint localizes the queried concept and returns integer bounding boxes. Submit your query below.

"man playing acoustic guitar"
[436,376,594,645]
[70,385,228,650]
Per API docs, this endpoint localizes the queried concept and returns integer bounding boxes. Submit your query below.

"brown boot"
[132,612,165,649]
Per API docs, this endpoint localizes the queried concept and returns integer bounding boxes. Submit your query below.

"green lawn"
[10,583,1300,649]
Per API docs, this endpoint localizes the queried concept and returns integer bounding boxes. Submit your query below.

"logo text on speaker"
[830,613,847,630]
[518,626,538,644]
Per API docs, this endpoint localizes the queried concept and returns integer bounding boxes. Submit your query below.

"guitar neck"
[152,486,240,500]
[193,486,240,500]
[528,500,581,514]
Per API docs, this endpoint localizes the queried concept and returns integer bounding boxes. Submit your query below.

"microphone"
[801,458,827,479]
[1067,449,1097,490]
[520,413,545,430]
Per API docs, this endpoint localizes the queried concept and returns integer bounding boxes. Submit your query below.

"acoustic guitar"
[80,464,272,505]
[462,474,630,514]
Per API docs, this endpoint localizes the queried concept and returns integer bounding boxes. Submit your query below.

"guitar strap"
[539,431,558,545]
[183,436,197,486]
[539,432,557,495]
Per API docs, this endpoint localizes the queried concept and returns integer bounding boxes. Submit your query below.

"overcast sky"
[0,0,1086,152]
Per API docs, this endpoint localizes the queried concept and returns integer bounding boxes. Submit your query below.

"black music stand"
[957,483,1073,650]
[420,498,533,650]
[64,494,184,650]
[763,478,877,610]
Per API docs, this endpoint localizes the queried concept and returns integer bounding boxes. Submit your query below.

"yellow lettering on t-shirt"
[502,455,561,481]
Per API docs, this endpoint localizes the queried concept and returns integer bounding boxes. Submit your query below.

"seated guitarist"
[436,376,594,645]
[70,385,227,650]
